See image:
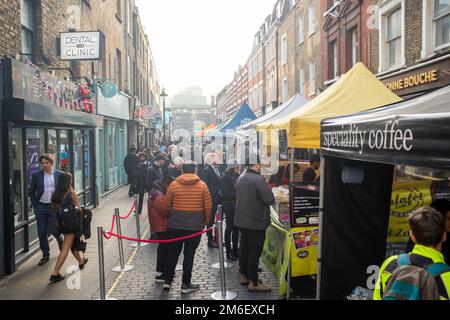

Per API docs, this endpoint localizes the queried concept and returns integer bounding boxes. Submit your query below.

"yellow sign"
[385,70,438,91]
[388,180,432,245]
[291,226,319,277]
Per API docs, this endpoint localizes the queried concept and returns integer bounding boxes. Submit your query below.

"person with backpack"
[124,145,139,197]
[374,206,450,300]
[49,172,88,283]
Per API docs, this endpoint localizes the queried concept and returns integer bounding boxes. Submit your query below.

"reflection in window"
[26,128,44,220]
[73,130,83,193]
[59,130,70,172]
[12,128,24,227]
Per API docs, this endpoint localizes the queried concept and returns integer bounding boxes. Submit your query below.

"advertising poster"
[290,182,320,227]
[291,226,319,277]
[387,180,433,256]
[261,208,291,297]
[27,138,41,186]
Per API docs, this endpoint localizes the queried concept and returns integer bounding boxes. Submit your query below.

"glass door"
[58,130,70,172]
[11,128,25,255]
[73,129,84,203]
[107,121,119,190]
[83,129,94,206]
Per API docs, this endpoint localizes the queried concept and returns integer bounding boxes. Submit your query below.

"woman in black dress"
[49,172,87,283]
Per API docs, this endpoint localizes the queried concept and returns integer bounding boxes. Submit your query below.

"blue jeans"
[35,203,61,256]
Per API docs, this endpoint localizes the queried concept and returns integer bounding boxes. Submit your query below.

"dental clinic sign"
[60,31,104,60]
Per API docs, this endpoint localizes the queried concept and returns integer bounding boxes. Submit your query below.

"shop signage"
[385,70,438,91]
[382,58,450,96]
[289,182,320,227]
[60,31,103,60]
[100,81,117,98]
[6,58,85,112]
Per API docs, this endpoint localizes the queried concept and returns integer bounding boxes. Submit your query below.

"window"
[299,68,305,96]
[127,56,131,91]
[387,8,402,68]
[258,82,264,107]
[21,0,35,59]
[116,49,122,90]
[298,15,304,44]
[308,3,315,36]
[351,28,358,66]
[116,0,122,19]
[332,41,338,78]
[435,0,450,48]
[282,77,288,103]
[281,34,288,65]
[379,1,405,72]
[309,61,316,96]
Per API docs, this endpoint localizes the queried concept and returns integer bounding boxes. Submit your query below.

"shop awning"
[256,63,401,149]
[235,94,309,141]
[321,85,450,169]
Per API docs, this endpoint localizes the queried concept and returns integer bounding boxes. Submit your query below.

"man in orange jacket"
[162,161,212,294]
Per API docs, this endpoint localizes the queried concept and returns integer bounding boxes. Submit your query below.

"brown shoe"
[248,281,271,292]
[240,274,250,286]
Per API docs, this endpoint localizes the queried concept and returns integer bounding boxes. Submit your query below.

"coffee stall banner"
[321,86,450,169]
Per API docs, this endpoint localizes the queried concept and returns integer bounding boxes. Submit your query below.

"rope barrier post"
[211,219,237,300]
[131,195,148,248]
[97,227,117,300]
[112,208,134,273]
[212,205,232,269]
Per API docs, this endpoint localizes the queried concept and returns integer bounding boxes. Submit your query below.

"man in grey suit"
[29,154,63,265]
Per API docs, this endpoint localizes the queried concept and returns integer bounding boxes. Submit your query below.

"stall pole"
[316,156,326,300]
[286,148,295,300]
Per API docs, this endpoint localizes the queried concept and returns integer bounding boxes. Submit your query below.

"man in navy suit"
[200,153,222,248]
[29,154,63,265]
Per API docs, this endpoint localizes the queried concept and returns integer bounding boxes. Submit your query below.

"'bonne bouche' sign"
[60,31,102,60]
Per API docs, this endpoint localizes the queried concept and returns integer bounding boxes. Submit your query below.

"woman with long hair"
[49,172,87,283]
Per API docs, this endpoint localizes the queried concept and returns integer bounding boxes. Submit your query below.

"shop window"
[59,130,70,173]
[73,130,83,194]
[26,128,44,221]
[11,128,25,228]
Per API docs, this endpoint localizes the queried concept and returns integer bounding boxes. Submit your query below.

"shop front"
[0,58,103,275]
[96,89,130,196]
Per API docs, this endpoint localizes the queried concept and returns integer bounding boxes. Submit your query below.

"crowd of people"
[123,140,276,293]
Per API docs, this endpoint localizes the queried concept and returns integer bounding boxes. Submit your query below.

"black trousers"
[156,231,171,274]
[207,201,219,242]
[164,229,202,284]
[239,227,266,285]
[223,203,238,254]
[137,192,145,215]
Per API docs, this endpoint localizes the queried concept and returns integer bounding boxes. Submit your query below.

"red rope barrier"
[103,226,215,244]
[119,200,136,220]
[103,215,117,240]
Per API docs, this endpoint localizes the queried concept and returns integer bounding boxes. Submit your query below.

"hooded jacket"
[164,174,212,231]
[148,183,170,233]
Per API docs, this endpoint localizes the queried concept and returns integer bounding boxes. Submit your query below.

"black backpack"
[80,206,93,239]
[56,196,82,234]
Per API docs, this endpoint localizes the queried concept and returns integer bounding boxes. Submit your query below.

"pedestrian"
[135,153,150,214]
[374,206,450,300]
[146,154,166,191]
[168,157,183,180]
[303,154,321,182]
[405,199,450,265]
[28,153,64,266]
[200,152,222,248]
[144,147,154,162]
[124,145,139,197]
[220,164,240,261]
[235,153,275,292]
[148,177,172,282]
[49,172,88,283]
[162,161,212,293]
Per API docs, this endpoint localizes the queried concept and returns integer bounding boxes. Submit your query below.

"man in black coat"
[146,154,166,191]
[200,153,222,248]
[124,145,139,197]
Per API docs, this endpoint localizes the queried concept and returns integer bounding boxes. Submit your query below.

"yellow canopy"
[256,63,401,148]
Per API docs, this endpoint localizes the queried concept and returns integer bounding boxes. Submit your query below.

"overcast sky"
[136,0,276,102]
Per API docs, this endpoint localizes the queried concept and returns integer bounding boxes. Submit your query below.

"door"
[107,121,119,190]
[83,129,94,206]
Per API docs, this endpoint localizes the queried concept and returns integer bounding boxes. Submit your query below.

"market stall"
[256,63,401,298]
[319,85,450,300]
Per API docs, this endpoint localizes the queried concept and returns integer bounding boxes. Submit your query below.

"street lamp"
[160,88,168,143]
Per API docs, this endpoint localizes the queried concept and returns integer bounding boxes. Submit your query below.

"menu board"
[290,182,320,227]
[279,130,288,160]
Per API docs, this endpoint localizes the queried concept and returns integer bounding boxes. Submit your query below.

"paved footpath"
[0,186,280,300]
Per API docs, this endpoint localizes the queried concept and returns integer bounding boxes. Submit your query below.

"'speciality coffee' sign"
[60,31,103,60]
